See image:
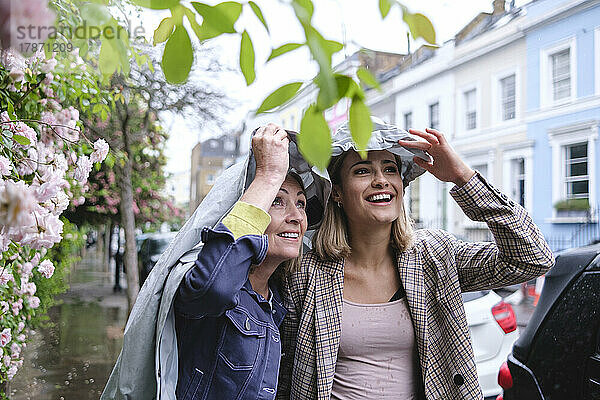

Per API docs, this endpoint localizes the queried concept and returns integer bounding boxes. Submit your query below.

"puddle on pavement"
[9,255,128,400]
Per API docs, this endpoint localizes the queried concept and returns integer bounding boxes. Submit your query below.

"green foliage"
[256,82,303,113]
[554,198,590,211]
[349,97,372,158]
[298,105,332,171]
[239,30,255,85]
[248,1,269,34]
[357,67,382,91]
[161,25,193,84]
[402,8,436,45]
[379,0,393,18]
[267,43,304,62]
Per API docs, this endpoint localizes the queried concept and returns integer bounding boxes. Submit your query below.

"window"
[403,112,412,131]
[472,163,487,179]
[500,74,516,121]
[565,143,588,199]
[224,139,235,152]
[206,174,215,185]
[551,49,571,101]
[512,158,525,207]
[429,102,439,130]
[464,89,477,130]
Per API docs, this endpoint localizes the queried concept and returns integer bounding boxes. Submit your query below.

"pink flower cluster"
[0,0,55,53]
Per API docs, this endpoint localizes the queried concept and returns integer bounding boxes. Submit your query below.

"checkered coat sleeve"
[276,172,554,400]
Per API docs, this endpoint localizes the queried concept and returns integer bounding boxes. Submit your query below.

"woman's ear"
[331,185,342,203]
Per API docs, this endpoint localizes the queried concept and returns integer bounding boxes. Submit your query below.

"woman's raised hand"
[252,123,289,186]
[398,128,475,187]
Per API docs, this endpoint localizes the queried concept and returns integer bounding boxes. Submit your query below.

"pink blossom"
[0,180,38,227]
[19,207,63,249]
[0,0,55,52]
[0,301,8,314]
[0,270,12,285]
[19,262,33,278]
[6,365,17,379]
[3,355,10,367]
[90,139,109,163]
[74,155,92,183]
[16,334,24,342]
[10,342,20,358]
[0,231,10,253]
[22,281,36,296]
[13,122,37,146]
[1,111,15,131]
[40,58,57,73]
[0,155,11,175]
[42,71,53,85]
[37,259,54,278]
[11,298,23,315]
[17,322,24,332]
[30,253,40,266]
[27,296,40,309]
[0,328,11,346]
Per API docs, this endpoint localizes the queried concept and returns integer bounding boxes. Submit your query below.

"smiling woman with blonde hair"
[277,118,554,400]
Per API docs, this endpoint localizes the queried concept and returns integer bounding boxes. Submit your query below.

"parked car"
[464,290,520,398]
[137,232,177,287]
[496,244,600,400]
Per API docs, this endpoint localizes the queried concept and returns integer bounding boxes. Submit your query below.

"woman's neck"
[347,222,395,271]
[248,259,279,299]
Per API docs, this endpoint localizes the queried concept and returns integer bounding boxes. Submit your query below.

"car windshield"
[148,235,175,254]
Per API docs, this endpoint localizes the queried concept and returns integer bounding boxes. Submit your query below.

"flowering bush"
[0,48,109,389]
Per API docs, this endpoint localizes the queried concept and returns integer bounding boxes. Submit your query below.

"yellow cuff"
[222,201,271,240]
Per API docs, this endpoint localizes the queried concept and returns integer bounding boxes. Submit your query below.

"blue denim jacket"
[174,223,287,400]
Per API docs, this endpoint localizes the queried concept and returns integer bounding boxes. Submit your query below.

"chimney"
[492,0,505,15]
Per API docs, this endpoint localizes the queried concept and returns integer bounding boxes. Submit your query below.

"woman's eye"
[354,168,369,175]
[385,166,399,173]
[297,200,306,210]
[272,197,284,207]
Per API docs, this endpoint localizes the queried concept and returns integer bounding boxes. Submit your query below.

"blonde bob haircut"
[313,152,415,261]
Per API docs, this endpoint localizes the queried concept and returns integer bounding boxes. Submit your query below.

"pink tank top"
[330,297,419,400]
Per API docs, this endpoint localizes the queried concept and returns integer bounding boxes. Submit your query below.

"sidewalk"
[9,248,128,400]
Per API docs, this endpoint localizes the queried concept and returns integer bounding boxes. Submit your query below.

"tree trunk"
[104,222,113,274]
[119,131,139,315]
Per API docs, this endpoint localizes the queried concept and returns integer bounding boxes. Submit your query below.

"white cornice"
[522,0,600,33]
[525,95,600,123]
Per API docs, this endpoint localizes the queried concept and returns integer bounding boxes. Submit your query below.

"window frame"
[456,82,481,136]
[502,145,533,213]
[540,36,577,108]
[403,111,413,131]
[595,26,600,96]
[548,121,598,222]
[428,101,440,131]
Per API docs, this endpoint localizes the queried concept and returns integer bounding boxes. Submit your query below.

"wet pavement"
[7,248,537,399]
[9,249,128,400]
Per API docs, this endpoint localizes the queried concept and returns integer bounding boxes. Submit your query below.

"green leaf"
[80,3,112,26]
[161,25,194,84]
[98,37,119,77]
[349,97,372,158]
[249,1,269,34]
[129,0,180,10]
[379,0,393,18]
[304,27,337,108]
[240,30,255,85]
[153,17,175,45]
[192,2,242,36]
[316,74,351,110]
[298,105,332,171]
[256,82,303,113]
[13,134,31,146]
[292,0,314,24]
[267,43,303,62]
[323,39,343,54]
[357,67,381,91]
[403,9,436,45]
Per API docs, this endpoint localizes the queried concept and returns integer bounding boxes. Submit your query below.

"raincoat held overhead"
[100,130,330,400]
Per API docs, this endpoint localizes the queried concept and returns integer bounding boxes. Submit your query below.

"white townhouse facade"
[449,4,532,240]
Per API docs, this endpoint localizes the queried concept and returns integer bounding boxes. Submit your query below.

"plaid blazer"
[277,173,554,400]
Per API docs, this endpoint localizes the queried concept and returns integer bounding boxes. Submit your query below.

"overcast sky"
[143,0,529,174]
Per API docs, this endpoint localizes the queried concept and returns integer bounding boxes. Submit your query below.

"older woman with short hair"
[278,119,554,400]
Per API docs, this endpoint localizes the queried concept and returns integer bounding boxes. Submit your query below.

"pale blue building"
[525,0,600,251]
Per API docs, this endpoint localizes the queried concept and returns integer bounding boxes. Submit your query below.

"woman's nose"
[372,170,389,187]
[286,205,303,224]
